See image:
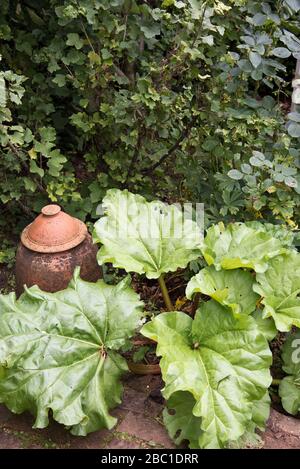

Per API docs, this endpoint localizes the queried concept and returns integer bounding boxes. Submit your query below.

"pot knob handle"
[41,205,61,216]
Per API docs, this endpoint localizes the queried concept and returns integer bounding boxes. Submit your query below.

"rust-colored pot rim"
[21,204,87,253]
[127,362,161,375]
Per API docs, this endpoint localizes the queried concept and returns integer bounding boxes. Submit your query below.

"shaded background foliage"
[0,0,300,259]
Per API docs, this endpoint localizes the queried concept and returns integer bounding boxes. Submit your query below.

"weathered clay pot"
[16,204,102,296]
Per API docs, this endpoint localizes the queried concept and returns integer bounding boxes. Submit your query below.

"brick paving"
[0,372,299,449]
[0,374,175,449]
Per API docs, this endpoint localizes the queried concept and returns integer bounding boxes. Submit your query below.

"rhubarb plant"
[186,266,259,316]
[93,188,203,309]
[254,252,300,332]
[91,190,300,448]
[141,303,272,449]
[202,222,286,273]
[0,268,144,435]
[93,189,203,279]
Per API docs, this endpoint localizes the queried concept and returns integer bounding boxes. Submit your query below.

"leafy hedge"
[1,0,300,236]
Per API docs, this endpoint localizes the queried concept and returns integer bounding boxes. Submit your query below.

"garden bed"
[0,372,299,450]
[0,263,299,450]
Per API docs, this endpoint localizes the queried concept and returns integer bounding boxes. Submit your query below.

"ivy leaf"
[29,159,44,178]
[93,189,203,279]
[279,331,300,415]
[141,301,272,449]
[52,74,66,87]
[140,24,160,39]
[254,252,300,332]
[66,33,84,50]
[202,222,285,273]
[47,153,67,177]
[0,269,144,435]
[186,266,259,315]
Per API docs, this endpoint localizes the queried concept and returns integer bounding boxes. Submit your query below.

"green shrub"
[0,0,299,233]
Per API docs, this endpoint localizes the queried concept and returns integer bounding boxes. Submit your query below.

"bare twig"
[124,126,144,186]
[16,199,35,217]
[141,114,198,175]
[8,143,47,195]
[80,20,96,53]
[191,292,200,317]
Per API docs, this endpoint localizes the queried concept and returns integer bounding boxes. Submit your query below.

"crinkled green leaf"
[163,390,270,449]
[245,222,295,248]
[251,391,271,430]
[228,392,270,448]
[202,222,285,273]
[93,189,203,279]
[186,266,259,315]
[279,331,300,415]
[163,391,202,448]
[0,269,144,435]
[254,252,300,331]
[252,310,277,341]
[141,300,272,448]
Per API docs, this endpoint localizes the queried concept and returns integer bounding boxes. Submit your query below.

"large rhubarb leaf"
[202,222,285,273]
[186,266,259,315]
[0,269,144,435]
[254,252,300,331]
[252,310,277,341]
[245,222,296,248]
[227,392,270,449]
[163,391,270,449]
[93,189,203,279]
[141,300,272,448]
[279,331,300,415]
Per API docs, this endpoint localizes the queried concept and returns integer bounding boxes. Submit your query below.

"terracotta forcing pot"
[16,204,102,296]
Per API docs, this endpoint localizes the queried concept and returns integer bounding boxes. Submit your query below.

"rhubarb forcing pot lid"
[21,204,87,253]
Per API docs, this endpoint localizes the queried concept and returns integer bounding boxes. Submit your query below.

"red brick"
[116,411,175,448]
[0,430,23,449]
[106,438,143,449]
